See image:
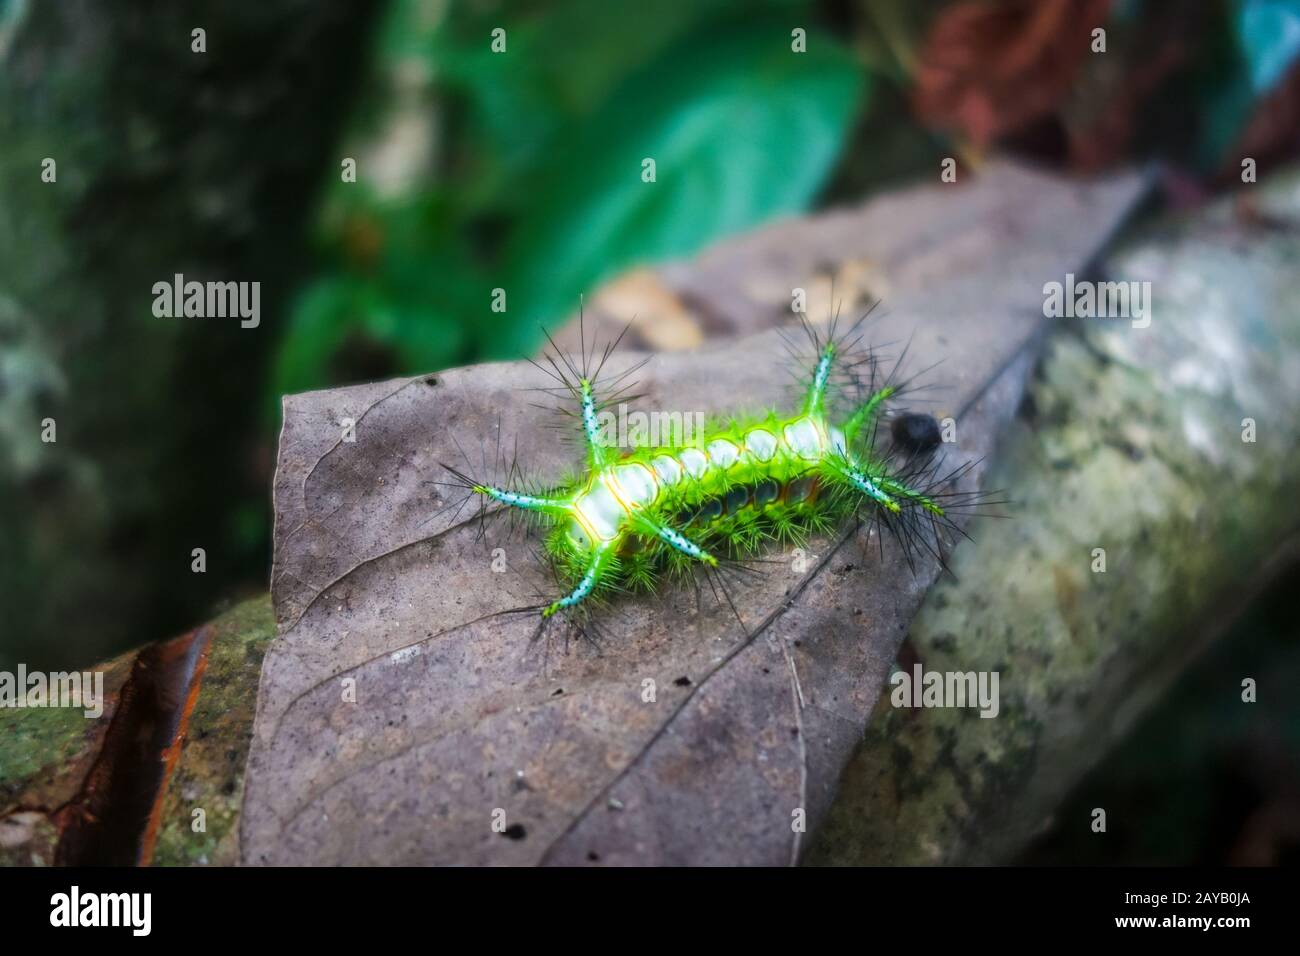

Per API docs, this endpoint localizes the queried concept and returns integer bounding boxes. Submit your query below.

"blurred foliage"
[271,0,1300,411]
[1239,0,1300,93]
[271,0,867,406]
[258,1,1300,868]
[1187,0,1300,171]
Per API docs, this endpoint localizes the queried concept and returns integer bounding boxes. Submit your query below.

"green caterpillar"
[443,315,989,624]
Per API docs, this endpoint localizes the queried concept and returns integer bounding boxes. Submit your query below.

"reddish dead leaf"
[53,627,212,865]
[913,0,1111,149]
[1065,41,1185,173]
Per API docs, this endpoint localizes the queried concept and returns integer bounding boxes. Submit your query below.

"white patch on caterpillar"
[783,418,823,460]
[575,482,624,540]
[678,447,708,478]
[611,462,657,507]
[744,428,777,462]
[651,455,683,485]
[706,439,739,469]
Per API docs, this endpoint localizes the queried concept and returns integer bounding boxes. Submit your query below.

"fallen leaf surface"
[242,163,1148,865]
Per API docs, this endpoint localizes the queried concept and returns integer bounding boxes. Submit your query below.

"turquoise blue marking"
[559,567,597,607]
[485,487,560,511]
[844,466,898,511]
[657,525,703,560]
[580,381,604,460]
[806,346,834,412]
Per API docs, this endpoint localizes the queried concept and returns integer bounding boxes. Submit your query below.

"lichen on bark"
[807,168,1300,865]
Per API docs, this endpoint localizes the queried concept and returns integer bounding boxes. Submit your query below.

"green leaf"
[269,277,370,403]
[269,270,471,411]
[1238,0,1300,93]
[431,0,745,211]
[502,16,867,353]
[269,195,486,408]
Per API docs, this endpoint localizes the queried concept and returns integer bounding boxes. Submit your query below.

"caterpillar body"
[442,314,992,625]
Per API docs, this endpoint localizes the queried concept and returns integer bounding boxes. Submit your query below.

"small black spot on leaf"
[891,412,942,454]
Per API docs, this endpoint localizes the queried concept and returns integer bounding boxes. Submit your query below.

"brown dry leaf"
[913,0,1111,149]
[241,163,1147,865]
